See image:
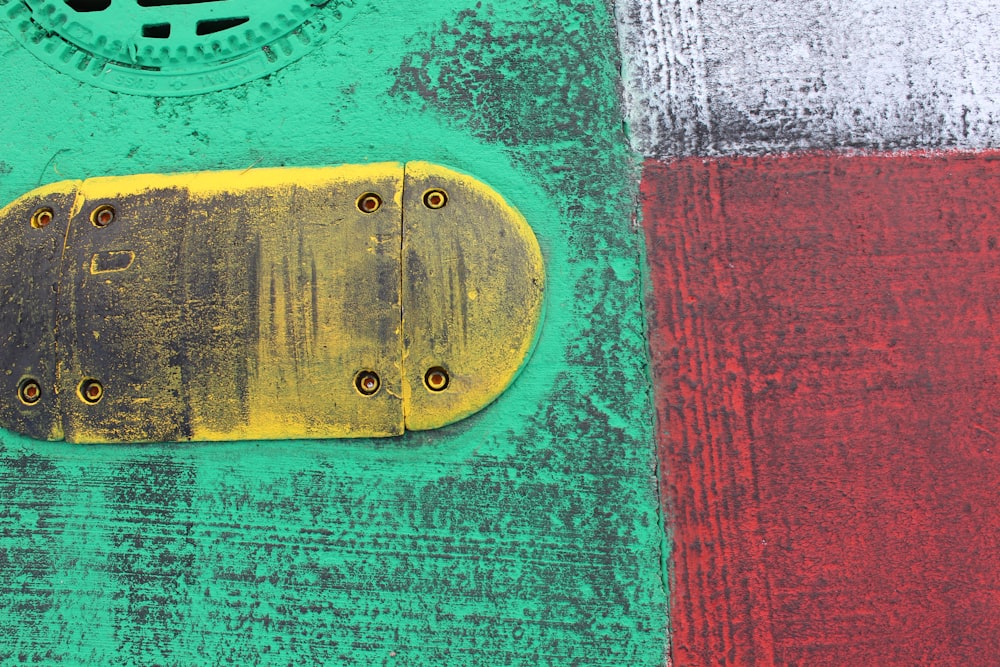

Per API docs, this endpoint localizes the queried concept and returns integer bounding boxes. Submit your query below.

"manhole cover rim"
[1,0,359,96]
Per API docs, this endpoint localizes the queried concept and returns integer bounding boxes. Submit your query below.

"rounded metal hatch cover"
[1,0,361,96]
[0,162,546,443]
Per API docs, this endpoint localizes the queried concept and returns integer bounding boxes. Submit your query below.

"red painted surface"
[643,153,1000,666]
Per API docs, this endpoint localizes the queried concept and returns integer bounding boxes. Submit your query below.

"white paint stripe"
[615,0,1000,156]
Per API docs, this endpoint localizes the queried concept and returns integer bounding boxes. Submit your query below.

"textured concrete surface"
[616,0,1000,156]
[0,1,668,664]
[643,152,1000,666]
[621,2,1000,664]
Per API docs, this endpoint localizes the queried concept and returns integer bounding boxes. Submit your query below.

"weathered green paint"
[4,0,362,96]
[0,0,667,663]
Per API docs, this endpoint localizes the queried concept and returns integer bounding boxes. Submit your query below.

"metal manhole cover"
[1,0,360,95]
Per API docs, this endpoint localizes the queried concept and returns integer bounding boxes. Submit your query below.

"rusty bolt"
[91,205,116,228]
[357,193,382,214]
[18,378,41,405]
[79,378,104,404]
[424,367,450,392]
[423,189,448,210]
[355,370,381,396]
[31,207,54,229]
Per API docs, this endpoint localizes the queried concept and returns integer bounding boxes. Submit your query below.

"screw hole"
[31,207,54,229]
[357,193,382,214]
[78,378,104,404]
[91,205,116,228]
[424,367,449,392]
[355,370,380,396]
[17,378,41,405]
[423,189,448,210]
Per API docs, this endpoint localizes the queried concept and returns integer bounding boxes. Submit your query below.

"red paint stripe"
[643,152,1000,666]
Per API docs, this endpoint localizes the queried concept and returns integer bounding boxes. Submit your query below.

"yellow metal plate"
[0,162,543,442]
[0,180,78,442]
[401,162,545,431]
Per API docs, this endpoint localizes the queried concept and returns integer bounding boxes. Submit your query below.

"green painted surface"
[0,1,668,664]
[5,0,360,95]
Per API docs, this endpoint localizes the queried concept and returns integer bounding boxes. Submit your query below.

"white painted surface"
[615,0,1000,156]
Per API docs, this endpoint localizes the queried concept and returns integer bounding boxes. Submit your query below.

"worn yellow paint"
[191,165,405,442]
[75,163,401,201]
[401,162,545,431]
[60,164,404,443]
[0,163,544,442]
[0,179,84,207]
[0,180,82,441]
